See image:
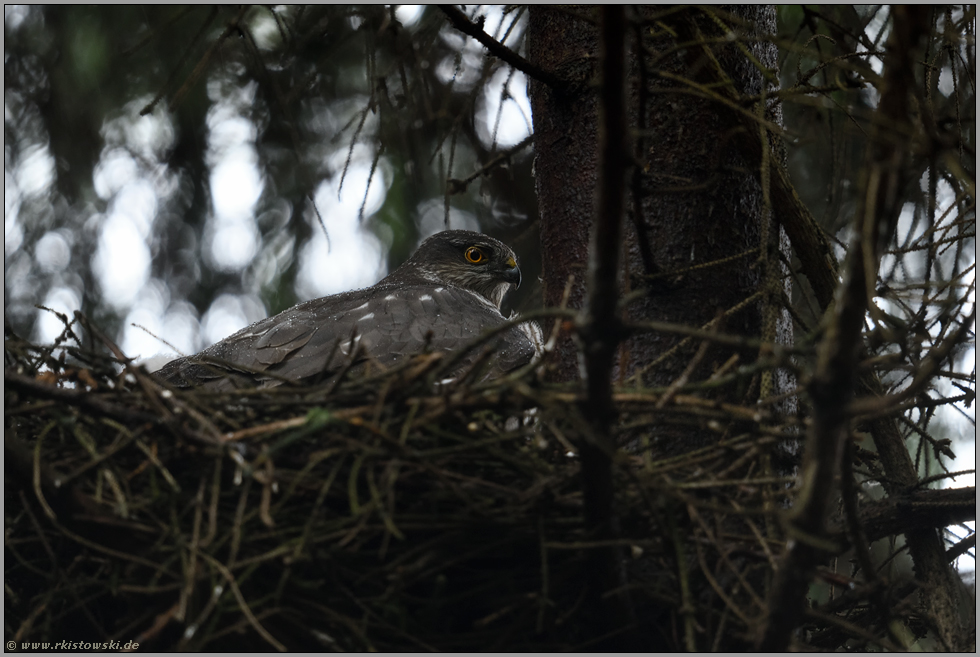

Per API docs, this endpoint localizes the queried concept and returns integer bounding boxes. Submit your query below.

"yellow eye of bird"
[465,247,484,263]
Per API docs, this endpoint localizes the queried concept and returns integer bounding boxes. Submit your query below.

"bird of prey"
[156,230,542,390]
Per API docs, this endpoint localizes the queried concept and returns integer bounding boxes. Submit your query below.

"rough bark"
[528,6,790,650]
[529,5,787,454]
[527,7,599,383]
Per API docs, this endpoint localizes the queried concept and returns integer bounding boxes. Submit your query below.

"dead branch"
[759,7,933,650]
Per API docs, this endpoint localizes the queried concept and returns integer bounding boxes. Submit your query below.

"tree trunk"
[527,8,599,383]
[529,5,791,456]
[528,6,793,650]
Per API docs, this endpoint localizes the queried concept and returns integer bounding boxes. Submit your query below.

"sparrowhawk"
[156,230,541,389]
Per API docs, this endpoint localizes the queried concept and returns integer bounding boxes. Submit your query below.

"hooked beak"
[503,256,522,289]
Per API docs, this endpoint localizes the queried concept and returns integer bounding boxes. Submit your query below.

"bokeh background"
[5,5,539,364]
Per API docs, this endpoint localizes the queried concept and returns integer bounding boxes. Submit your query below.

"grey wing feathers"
[156,285,538,389]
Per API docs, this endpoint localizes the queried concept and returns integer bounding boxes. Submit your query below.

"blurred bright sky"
[4,5,975,540]
[9,5,533,362]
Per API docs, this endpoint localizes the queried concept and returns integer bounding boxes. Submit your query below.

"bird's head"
[397,230,522,308]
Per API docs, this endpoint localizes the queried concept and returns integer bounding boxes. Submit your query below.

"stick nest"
[3,319,936,651]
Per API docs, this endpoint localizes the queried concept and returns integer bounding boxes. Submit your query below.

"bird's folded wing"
[157,285,538,388]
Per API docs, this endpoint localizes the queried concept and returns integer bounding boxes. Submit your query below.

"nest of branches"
[3,312,972,652]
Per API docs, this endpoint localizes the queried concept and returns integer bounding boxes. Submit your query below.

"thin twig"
[437,5,568,90]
